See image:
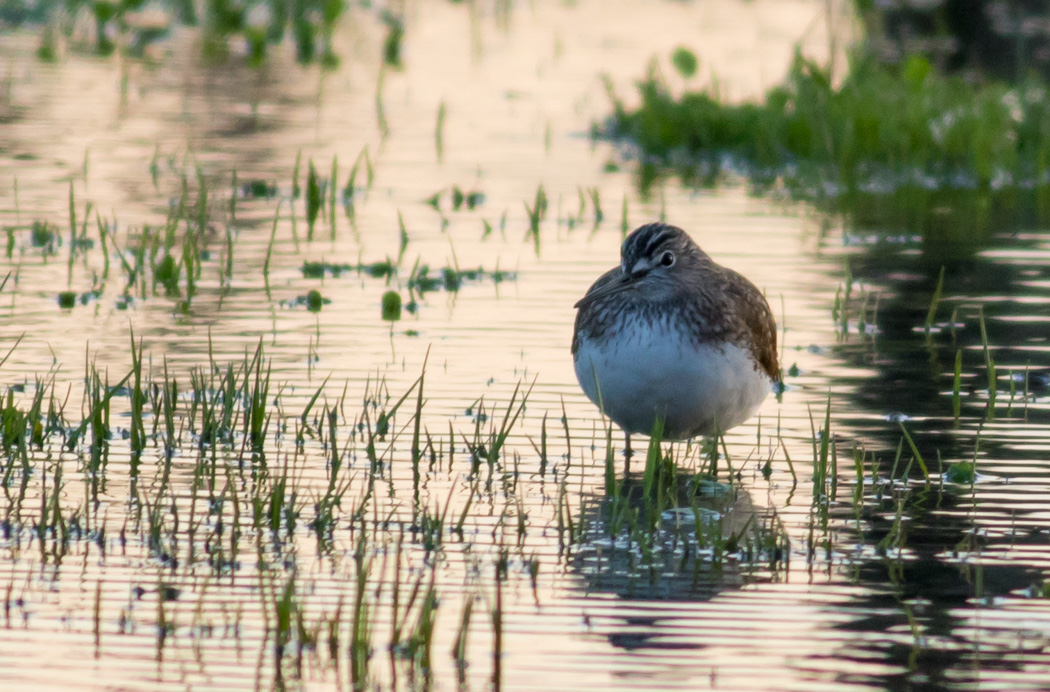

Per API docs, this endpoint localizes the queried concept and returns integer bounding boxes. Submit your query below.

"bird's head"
[575,223,709,308]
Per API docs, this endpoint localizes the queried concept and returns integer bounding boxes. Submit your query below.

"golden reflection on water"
[3,1,1050,691]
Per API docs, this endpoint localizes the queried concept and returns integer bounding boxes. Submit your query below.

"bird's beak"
[574,274,633,309]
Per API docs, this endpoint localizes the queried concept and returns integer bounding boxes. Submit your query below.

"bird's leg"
[623,432,633,475]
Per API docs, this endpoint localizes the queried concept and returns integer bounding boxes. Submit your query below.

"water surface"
[1,2,1050,691]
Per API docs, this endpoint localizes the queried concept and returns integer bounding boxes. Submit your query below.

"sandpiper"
[572,222,779,443]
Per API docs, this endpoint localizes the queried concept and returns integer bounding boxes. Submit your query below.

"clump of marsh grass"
[604,49,1050,251]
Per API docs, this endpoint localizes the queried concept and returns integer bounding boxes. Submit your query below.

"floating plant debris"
[57,290,77,308]
[300,259,513,295]
[381,290,402,321]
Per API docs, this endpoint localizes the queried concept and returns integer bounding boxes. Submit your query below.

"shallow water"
[2,1,1050,691]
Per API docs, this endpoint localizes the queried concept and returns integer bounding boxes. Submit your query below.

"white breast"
[573,315,772,439]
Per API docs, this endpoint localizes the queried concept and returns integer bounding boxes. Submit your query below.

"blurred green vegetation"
[604,48,1050,258]
[2,0,348,65]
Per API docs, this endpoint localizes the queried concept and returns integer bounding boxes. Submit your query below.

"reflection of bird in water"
[573,472,764,595]
[572,223,779,454]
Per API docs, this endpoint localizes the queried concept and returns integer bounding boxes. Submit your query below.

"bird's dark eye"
[660,251,675,267]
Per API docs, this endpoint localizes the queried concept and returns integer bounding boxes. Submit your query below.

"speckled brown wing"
[722,269,780,382]
[571,266,622,355]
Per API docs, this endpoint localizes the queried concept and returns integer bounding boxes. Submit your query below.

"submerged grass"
[4,319,914,684]
[7,148,517,323]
